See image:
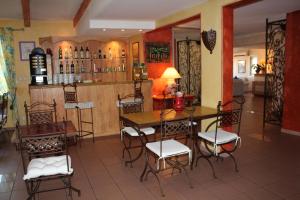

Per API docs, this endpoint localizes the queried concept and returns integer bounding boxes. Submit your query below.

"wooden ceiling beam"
[73,0,91,27]
[21,0,30,27]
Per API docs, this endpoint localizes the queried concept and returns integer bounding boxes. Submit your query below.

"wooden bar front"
[29,80,153,137]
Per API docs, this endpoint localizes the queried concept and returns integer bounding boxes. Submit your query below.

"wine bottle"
[59,61,64,74]
[64,48,68,59]
[75,61,79,74]
[58,46,63,59]
[108,48,112,59]
[98,49,102,59]
[121,49,125,58]
[81,60,85,73]
[74,47,78,59]
[71,61,75,74]
[85,47,90,59]
[66,61,70,74]
[80,46,84,59]
[69,46,73,59]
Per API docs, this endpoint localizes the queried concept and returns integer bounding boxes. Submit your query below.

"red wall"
[282,10,300,133]
[222,6,234,103]
[143,28,173,95]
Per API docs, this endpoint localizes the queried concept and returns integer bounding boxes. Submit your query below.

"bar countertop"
[29,80,152,89]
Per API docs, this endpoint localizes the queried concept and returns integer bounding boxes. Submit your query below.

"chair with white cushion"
[118,94,155,167]
[140,109,194,197]
[195,97,245,178]
[16,120,80,200]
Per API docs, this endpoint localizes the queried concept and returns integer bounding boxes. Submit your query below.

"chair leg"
[227,152,239,172]
[195,141,217,178]
[182,165,193,189]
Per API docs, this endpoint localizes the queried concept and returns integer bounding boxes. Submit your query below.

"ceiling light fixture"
[139,29,143,32]
[121,29,125,32]
[102,28,106,31]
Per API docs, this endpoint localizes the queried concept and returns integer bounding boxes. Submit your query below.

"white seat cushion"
[146,139,191,159]
[64,101,94,109]
[198,129,239,145]
[121,127,155,137]
[116,97,143,107]
[23,155,73,180]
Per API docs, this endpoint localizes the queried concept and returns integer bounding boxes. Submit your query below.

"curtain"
[0,27,18,120]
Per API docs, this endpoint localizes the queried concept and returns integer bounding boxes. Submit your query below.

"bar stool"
[63,84,95,145]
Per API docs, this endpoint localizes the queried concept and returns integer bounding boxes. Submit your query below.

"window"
[0,40,9,95]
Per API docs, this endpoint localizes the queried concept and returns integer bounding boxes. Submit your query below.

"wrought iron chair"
[0,92,8,129]
[24,99,57,126]
[134,80,143,99]
[118,94,155,167]
[63,83,95,145]
[16,120,80,199]
[140,109,194,197]
[195,97,245,178]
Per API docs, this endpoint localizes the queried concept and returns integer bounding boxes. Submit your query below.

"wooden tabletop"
[19,121,77,137]
[120,106,218,128]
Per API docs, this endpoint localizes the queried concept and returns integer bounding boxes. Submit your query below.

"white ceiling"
[234,0,300,36]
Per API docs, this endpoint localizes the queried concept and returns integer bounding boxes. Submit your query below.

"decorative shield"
[201,29,216,54]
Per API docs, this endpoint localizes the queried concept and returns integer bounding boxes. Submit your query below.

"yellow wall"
[0,19,75,126]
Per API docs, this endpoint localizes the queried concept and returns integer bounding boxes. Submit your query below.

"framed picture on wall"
[19,41,35,61]
[238,60,246,73]
[145,42,170,63]
[132,42,139,65]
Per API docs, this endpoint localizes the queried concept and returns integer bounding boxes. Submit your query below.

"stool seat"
[64,102,94,109]
[116,97,143,107]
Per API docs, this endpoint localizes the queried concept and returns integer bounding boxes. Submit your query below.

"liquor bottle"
[66,61,70,74]
[98,49,102,59]
[58,46,63,59]
[64,48,68,59]
[74,47,78,59]
[71,61,75,74]
[75,61,79,74]
[85,47,90,59]
[59,61,64,74]
[80,46,84,59]
[81,60,85,73]
[121,49,125,58]
[108,48,112,59]
[69,46,73,59]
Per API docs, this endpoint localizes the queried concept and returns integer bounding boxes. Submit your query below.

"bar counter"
[29,80,153,137]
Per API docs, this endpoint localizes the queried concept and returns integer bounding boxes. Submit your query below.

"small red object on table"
[152,94,195,110]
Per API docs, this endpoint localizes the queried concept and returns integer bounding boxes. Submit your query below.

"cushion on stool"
[23,155,73,180]
[64,102,94,109]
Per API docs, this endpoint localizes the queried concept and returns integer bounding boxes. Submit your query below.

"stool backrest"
[63,84,78,103]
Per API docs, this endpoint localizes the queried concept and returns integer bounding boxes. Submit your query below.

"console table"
[152,94,194,110]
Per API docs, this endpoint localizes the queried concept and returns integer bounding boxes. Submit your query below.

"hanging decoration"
[201,29,216,54]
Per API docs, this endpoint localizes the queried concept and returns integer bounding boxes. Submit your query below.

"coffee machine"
[30,47,48,85]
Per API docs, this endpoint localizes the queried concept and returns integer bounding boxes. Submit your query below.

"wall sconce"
[201,29,216,54]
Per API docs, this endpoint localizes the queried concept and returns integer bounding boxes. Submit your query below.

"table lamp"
[161,67,181,95]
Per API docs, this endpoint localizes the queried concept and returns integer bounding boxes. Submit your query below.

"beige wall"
[0,19,75,126]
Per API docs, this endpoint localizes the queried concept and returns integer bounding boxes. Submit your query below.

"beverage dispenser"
[30,47,48,85]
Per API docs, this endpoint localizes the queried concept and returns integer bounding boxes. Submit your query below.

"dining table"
[119,106,218,167]
[19,121,77,140]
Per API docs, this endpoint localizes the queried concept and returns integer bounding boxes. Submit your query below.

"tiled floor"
[1,93,300,200]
